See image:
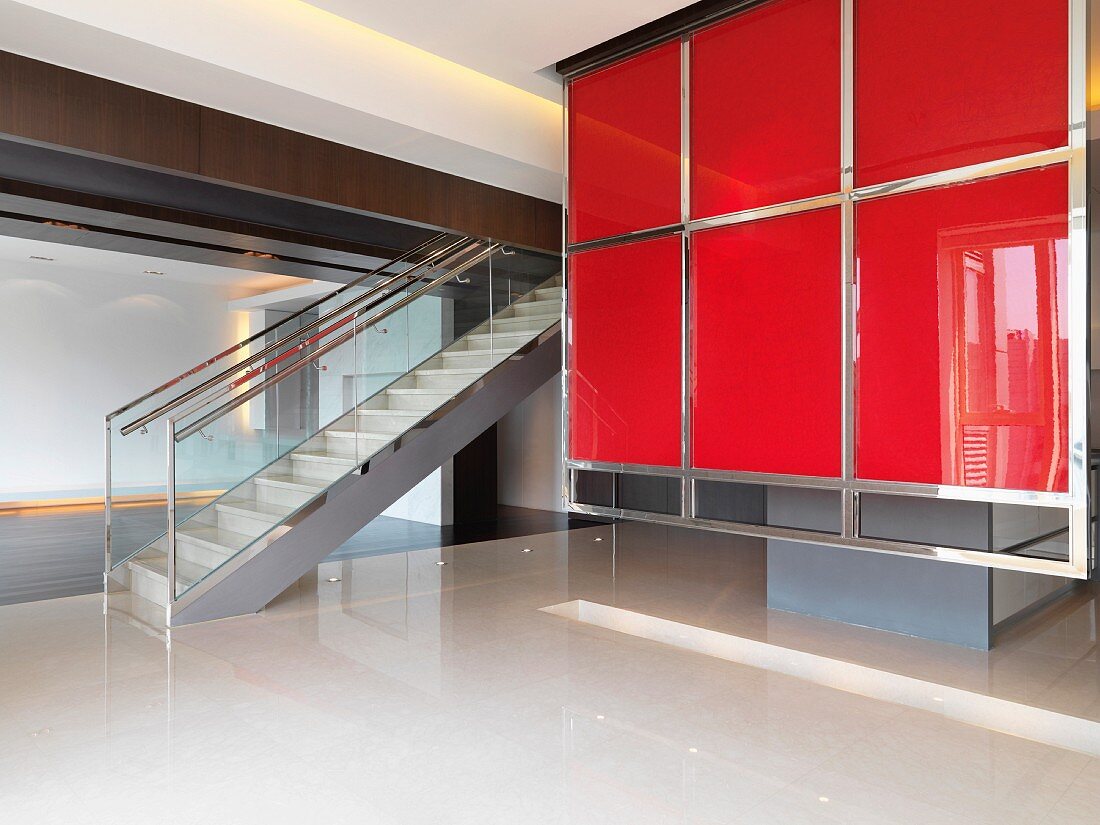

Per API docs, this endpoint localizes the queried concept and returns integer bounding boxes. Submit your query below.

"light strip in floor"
[540,599,1100,757]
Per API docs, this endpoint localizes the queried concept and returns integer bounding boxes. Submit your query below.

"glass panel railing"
[163,243,561,600]
[104,234,459,570]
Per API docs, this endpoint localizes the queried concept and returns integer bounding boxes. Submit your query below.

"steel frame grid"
[561,0,1093,578]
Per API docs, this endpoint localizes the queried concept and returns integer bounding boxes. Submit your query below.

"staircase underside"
[168,325,561,626]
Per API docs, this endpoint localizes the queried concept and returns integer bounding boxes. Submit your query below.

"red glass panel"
[568,42,682,244]
[855,165,1069,492]
[856,0,1068,187]
[691,208,842,476]
[569,235,682,467]
[691,0,841,218]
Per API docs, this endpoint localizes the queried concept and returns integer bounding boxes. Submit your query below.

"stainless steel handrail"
[108,232,451,422]
[118,236,475,436]
[173,243,501,441]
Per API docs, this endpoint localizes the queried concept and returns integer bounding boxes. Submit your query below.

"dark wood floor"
[0,504,591,606]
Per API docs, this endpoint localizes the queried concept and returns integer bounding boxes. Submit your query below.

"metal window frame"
[561,0,1092,579]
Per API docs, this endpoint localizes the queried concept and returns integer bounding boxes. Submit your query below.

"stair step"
[414,367,485,377]
[254,474,328,493]
[176,523,252,555]
[215,498,294,524]
[326,429,397,442]
[290,450,359,465]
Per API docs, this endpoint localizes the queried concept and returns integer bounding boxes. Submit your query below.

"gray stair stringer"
[170,326,561,626]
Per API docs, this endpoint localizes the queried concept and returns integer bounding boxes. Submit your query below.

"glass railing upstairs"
[123,242,561,604]
[105,232,471,570]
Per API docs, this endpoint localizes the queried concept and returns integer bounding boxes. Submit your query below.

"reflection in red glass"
[856,165,1068,492]
[855,0,1068,186]
[568,235,683,467]
[691,0,841,218]
[568,42,682,244]
[691,208,842,476]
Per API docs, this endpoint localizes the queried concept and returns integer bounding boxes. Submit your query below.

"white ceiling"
[304,0,696,100]
[0,235,310,292]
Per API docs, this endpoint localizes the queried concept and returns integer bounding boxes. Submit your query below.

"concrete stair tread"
[176,522,254,554]
[355,408,423,416]
[254,473,328,492]
[325,429,398,441]
[129,551,208,588]
[465,329,538,342]
[215,498,295,524]
[290,450,359,465]
[413,366,486,376]
[386,388,455,395]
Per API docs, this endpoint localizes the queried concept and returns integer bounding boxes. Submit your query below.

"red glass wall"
[568,42,682,244]
[856,0,1067,187]
[692,208,842,476]
[856,165,1069,492]
[568,235,683,467]
[691,0,840,218]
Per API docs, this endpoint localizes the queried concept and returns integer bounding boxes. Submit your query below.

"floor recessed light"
[326,577,341,583]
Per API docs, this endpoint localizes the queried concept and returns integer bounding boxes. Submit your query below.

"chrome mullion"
[851,146,1073,202]
[566,457,1076,505]
[567,223,686,255]
[561,77,571,512]
[1067,0,1091,576]
[840,0,856,538]
[567,502,1087,580]
[680,36,691,519]
[688,193,845,232]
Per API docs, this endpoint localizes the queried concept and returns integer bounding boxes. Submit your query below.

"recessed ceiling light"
[435,560,447,566]
[326,577,341,583]
[522,548,532,553]
[688,747,698,753]
[28,255,54,261]
[594,537,602,542]
[595,715,604,720]
[818,797,830,803]
[143,269,167,276]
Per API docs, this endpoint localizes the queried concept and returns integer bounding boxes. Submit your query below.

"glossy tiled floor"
[1,521,1099,823]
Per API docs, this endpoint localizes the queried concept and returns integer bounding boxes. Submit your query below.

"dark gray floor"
[0,504,587,606]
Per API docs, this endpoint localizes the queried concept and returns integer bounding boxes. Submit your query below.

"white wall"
[0,262,251,501]
[497,374,564,512]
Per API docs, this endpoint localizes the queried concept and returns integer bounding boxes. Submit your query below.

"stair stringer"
[170,325,561,626]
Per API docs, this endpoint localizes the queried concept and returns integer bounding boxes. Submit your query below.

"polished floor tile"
[1,521,1099,822]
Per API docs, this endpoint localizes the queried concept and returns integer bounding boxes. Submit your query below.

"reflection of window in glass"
[939,225,1067,490]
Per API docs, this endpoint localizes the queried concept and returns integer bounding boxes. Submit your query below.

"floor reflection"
[1,520,1098,823]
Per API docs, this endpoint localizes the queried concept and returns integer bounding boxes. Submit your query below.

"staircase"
[105,235,562,626]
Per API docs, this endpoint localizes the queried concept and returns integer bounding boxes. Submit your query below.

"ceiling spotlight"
[435,560,447,566]
[143,269,166,276]
[326,577,341,583]
[28,255,55,261]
